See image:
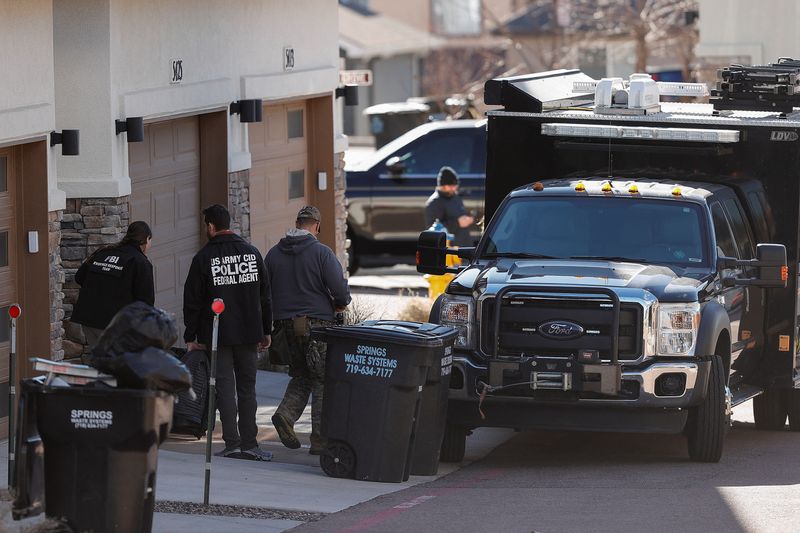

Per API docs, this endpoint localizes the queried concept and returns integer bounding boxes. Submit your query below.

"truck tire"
[346,236,359,276]
[686,355,728,463]
[787,389,800,432]
[440,424,467,463]
[753,388,788,430]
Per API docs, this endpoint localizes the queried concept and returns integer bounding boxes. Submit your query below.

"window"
[0,231,7,268]
[746,190,772,242]
[0,156,6,192]
[391,133,475,175]
[710,203,737,257]
[289,169,305,200]
[483,197,708,267]
[723,198,754,259]
[431,0,481,35]
[468,131,487,174]
[287,109,304,139]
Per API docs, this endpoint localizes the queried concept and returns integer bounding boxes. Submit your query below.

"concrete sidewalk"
[157,370,511,508]
[0,370,512,532]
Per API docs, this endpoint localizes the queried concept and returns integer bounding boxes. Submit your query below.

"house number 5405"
[170,59,183,84]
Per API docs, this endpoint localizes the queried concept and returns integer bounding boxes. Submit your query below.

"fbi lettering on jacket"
[211,254,260,286]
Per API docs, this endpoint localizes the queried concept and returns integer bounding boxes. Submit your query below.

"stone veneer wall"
[334,151,348,270]
[60,197,130,359]
[229,170,251,241]
[48,211,65,360]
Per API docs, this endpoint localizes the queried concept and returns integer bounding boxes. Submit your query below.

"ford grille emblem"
[538,320,584,340]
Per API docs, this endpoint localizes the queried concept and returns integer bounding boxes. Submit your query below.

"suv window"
[723,198,754,259]
[710,202,737,257]
[746,190,772,242]
[391,131,479,175]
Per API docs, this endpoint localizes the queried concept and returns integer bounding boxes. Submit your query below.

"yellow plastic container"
[421,238,461,300]
[425,273,455,300]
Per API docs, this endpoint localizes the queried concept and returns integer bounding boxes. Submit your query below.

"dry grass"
[343,296,379,325]
[396,297,434,323]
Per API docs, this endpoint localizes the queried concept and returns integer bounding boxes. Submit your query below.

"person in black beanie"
[424,166,475,246]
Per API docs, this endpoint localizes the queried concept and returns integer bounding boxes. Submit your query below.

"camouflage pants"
[274,318,333,447]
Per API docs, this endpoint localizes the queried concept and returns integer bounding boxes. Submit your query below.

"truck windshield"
[483,196,709,269]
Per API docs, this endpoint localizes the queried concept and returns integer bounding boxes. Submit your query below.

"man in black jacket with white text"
[183,204,273,461]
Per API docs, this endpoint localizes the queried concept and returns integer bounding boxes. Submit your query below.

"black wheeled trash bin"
[312,320,456,483]
[410,341,454,475]
[18,379,174,533]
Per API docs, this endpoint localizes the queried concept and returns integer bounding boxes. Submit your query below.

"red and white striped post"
[7,303,22,488]
[203,298,224,506]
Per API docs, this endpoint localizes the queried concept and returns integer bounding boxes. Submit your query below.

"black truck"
[417,66,800,463]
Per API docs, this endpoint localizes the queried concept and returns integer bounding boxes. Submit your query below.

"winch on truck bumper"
[447,356,712,432]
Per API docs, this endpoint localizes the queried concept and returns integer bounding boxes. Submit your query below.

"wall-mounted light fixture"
[335,85,359,106]
[230,99,263,123]
[115,117,144,142]
[50,130,80,156]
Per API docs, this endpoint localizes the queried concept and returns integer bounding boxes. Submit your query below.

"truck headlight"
[440,295,474,349]
[656,302,700,356]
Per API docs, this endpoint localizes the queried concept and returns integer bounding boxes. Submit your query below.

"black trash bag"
[91,302,179,362]
[171,349,210,438]
[93,346,192,393]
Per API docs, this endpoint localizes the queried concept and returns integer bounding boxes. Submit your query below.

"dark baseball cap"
[297,205,321,222]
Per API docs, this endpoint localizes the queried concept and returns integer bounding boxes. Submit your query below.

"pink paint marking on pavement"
[334,468,506,533]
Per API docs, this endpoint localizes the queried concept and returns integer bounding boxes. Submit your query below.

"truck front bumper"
[447,356,712,433]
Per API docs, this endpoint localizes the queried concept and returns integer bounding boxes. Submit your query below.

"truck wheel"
[686,355,728,463]
[787,389,800,432]
[346,232,359,276]
[753,388,788,430]
[440,424,467,463]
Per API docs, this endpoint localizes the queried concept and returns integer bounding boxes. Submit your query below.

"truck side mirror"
[385,156,406,176]
[417,230,447,275]
[456,247,476,261]
[755,243,788,288]
[721,243,787,288]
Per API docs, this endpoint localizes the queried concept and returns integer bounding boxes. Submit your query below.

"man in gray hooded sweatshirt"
[266,205,351,454]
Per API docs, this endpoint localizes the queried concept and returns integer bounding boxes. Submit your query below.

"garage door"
[0,149,17,395]
[129,117,201,334]
[249,101,310,254]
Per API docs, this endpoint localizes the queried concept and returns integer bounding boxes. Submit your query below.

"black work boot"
[272,413,301,449]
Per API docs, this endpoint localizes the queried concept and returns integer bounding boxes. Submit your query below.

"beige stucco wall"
[696,0,800,65]
[369,0,431,32]
[54,0,340,198]
[0,0,65,211]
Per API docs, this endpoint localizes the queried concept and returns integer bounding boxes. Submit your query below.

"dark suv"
[345,119,486,272]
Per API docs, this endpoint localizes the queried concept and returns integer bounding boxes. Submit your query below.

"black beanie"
[437,166,458,186]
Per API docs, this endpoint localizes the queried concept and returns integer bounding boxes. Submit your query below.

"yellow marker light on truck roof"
[575,182,586,192]
[532,181,544,191]
[601,182,613,193]
[629,184,639,194]
[672,187,682,196]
